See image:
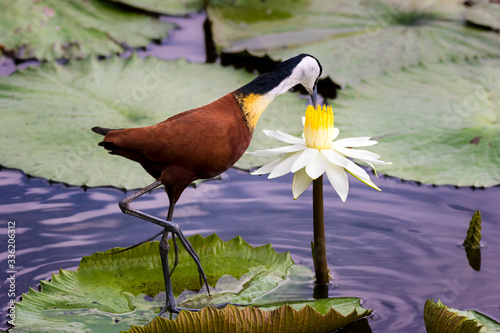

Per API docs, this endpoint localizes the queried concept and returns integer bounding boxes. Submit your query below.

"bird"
[91,53,322,315]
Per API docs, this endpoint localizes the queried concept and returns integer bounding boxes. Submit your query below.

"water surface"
[1,167,499,332]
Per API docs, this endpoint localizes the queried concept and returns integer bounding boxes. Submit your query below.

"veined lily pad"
[465,0,500,30]
[0,55,307,189]
[208,0,500,87]
[13,234,371,332]
[333,58,500,187]
[0,0,174,60]
[126,300,371,333]
[108,0,204,15]
[424,299,500,333]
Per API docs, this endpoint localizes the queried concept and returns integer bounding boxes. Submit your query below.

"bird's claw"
[158,302,244,317]
[158,302,181,316]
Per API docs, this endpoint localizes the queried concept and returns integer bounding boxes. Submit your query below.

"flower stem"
[312,175,329,285]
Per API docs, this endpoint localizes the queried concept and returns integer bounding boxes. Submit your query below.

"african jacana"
[92,53,322,314]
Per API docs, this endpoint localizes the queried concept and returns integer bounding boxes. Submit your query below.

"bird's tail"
[91,126,119,136]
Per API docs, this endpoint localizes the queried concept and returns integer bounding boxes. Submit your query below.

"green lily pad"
[0,55,307,189]
[465,0,500,30]
[333,58,500,187]
[208,0,500,87]
[13,234,291,331]
[13,234,371,332]
[108,0,204,15]
[126,300,371,333]
[0,0,174,60]
[424,299,500,333]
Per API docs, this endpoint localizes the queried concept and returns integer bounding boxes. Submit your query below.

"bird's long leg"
[118,181,205,272]
[169,233,179,278]
[158,230,179,314]
[118,181,210,314]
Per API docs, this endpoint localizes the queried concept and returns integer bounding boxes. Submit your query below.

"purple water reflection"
[1,167,499,332]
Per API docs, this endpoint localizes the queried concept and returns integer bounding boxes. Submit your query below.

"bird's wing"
[101,93,251,173]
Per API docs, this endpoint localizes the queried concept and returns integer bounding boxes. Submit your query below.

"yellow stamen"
[304,104,334,149]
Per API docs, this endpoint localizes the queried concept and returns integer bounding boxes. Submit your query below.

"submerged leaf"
[424,299,500,333]
[333,58,500,187]
[0,0,174,60]
[125,301,371,333]
[0,55,306,189]
[208,0,500,87]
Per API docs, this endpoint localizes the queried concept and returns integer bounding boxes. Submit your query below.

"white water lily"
[249,105,391,201]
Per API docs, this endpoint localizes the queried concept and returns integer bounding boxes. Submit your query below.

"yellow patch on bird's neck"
[236,93,273,132]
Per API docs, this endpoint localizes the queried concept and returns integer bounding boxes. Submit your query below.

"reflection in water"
[0,168,499,332]
[465,246,481,272]
[337,318,373,333]
[313,283,330,300]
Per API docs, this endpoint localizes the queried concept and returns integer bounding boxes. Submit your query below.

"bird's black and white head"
[237,54,322,104]
[235,54,322,131]
[270,54,322,106]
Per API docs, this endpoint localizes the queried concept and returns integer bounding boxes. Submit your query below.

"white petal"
[346,169,381,191]
[323,148,372,181]
[320,149,349,168]
[291,148,319,173]
[250,155,288,175]
[268,152,302,179]
[333,146,380,161]
[247,144,307,157]
[333,146,391,166]
[343,158,372,181]
[333,137,377,147]
[292,168,313,199]
[305,151,328,179]
[325,163,349,202]
[332,127,340,140]
[367,162,378,177]
[263,129,305,145]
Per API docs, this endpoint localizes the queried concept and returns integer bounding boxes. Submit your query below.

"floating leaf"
[0,55,306,189]
[108,0,204,15]
[125,301,371,333]
[13,234,370,332]
[465,0,500,30]
[13,234,291,331]
[333,58,500,187]
[208,0,500,87]
[424,299,500,333]
[0,0,174,60]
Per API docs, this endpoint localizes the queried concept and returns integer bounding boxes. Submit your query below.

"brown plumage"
[91,53,322,314]
[97,93,251,204]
